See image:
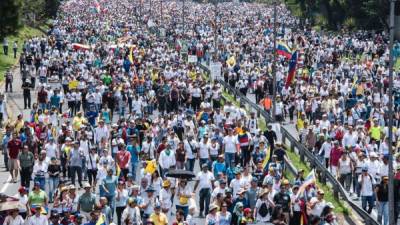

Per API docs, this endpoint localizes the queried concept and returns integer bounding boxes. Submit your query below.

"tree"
[22,0,46,26]
[44,0,61,18]
[0,0,23,39]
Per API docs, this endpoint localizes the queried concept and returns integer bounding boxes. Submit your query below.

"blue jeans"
[224,152,235,168]
[105,195,115,216]
[130,162,138,182]
[199,158,208,169]
[377,201,389,225]
[39,103,47,111]
[48,177,59,202]
[176,205,189,218]
[186,158,195,172]
[361,196,374,213]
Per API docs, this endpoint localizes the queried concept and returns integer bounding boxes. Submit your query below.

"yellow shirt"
[15,120,24,133]
[72,116,86,131]
[149,212,168,225]
[370,126,381,140]
[297,118,304,131]
[188,70,196,80]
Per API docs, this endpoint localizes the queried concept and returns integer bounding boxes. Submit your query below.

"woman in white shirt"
[4,209,25,225]
[175,179,192,218]
[115,181,129,225]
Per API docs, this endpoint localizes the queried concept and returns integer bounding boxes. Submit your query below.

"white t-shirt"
[230,178,245,197]
[196,171,214,190]
[223,135,238,153]
[45,143,58,158]
[159,188,172,209]
[358,174,375,197]
[198,141,210,159]
[3,215,25,225]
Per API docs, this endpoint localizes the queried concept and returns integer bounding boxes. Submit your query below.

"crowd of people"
[1,0,399,225]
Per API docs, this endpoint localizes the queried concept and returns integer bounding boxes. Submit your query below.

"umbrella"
[0,201,25,211]
[165,169,196,180]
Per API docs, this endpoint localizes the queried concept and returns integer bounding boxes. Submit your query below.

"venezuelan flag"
[284,51,298,88]
[116,164,121,177]
[296,169,316,199]
[128,46,134,63]
[276,42,292,59]
[261,147,271,170]
[96,214,106,225]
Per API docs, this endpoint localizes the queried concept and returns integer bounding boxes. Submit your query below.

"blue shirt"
[213,162,226,177]
[127,145,140,163]
[102,175,118,197]
[50,95,61,107]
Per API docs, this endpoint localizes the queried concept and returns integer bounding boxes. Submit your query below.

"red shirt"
[330,147,343,167]
[8,139,22,159]
[116,150,131,169]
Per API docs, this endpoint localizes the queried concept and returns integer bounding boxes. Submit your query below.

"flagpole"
[213,0,218,62]
[182,0,185,37]
[272,1,277,122]
[388,1,396,224]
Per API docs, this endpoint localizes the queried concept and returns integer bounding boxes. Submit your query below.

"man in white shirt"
[319,137,332,168]
[358,167,375,213]
[193,164,215,217]
[158,145,176,177]
[342,126,357,148]
[184,135,198,172]
[223,129,239,168]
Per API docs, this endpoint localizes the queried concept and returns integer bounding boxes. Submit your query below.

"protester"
[3,0,399,224]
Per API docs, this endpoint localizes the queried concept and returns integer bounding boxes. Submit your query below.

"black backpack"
[258,202,269,217]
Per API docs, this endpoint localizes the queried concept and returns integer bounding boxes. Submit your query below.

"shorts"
[8,159,18,170]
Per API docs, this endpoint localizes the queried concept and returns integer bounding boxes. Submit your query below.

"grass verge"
[286,150,350,215]
[0,25,47,80]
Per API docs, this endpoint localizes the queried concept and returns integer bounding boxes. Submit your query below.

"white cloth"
[26,214,48,225]
[196,171,214,190]
[223,135,238,153]
[159,188,172,209]
[3,215,24,225]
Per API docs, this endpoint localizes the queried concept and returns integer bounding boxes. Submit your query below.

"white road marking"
[0,175,12,193]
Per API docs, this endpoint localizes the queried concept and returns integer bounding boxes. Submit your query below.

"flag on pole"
[296,169,316,198]
[276,42,292,59]
[284,51,298,88]
[116,164,121,177]
[128,46,134,63]
[262,146,271,170]
[96,214,106,225]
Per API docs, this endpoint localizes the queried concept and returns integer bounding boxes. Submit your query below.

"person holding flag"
[285,51,299,89]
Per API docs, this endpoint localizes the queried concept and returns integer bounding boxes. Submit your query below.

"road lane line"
[0,175,12,193]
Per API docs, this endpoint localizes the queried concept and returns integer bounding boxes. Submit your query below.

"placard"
[210,61,222,81]
[188,55,198,63]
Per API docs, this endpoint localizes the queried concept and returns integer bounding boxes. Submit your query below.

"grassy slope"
[0,25,47,80]
[286,150,349,214]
